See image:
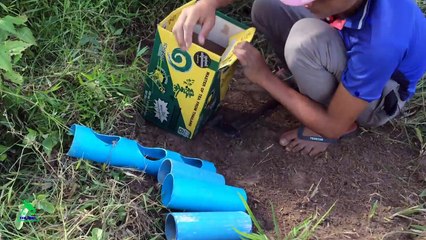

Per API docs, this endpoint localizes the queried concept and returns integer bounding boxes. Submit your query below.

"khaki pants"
[252,0,406,127]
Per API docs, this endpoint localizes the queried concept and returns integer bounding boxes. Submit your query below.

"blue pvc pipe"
[165,212,252,240]
[157,159,225,185]
[161,174,247,212]
[66,124,216,176]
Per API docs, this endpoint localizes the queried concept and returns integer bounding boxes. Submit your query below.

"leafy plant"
[0,15,36,85]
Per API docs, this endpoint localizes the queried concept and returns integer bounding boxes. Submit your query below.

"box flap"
[219,27,256,69]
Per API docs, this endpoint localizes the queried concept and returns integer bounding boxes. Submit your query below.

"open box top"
[143,0,256,139]
[159,0,256,69]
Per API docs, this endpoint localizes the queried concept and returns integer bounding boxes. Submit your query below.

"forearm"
[259,73,346,138]
[204,0,234,8]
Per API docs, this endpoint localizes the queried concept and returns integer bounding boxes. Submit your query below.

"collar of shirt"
[327,0,371,30]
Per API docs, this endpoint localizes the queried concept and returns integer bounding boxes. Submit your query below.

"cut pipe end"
[161,174,174,206]
[158,159,173,184]
[70,124,77,135]
[165,214,177,240]
[181,156,203,168]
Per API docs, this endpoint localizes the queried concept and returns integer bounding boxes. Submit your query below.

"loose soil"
[130,69,426,240]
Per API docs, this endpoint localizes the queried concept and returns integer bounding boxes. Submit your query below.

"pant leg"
[251,0,315,66]
[357,80,407,127]
[284,18,347,106]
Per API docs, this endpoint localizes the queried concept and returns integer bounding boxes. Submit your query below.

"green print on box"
[142,0,256,139]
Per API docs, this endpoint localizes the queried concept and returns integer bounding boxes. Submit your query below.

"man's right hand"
[172,1,217,51]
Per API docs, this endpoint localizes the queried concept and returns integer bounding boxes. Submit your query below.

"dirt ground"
[131,69,425,239]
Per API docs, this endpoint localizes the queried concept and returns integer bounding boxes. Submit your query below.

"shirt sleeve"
[341,44,401,102]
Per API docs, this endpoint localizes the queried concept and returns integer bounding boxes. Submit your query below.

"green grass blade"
[368,200,379,221]
[238,193,265,235]
[270,201,282,240]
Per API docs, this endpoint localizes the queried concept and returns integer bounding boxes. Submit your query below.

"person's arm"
[260,73,367,138]
[234,42,368,139]
[209,0,235,8]
[173,0,234,51]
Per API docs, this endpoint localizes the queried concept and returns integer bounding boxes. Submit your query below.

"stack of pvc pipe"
[66,124,252,240]
[158,159,252,240]
[67,124,217,175]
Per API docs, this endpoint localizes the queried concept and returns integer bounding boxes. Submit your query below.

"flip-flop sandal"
[297,125,359,143]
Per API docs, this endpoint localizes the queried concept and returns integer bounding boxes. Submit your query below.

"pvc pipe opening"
[70,124,77,135]
[93,132,120,144]
[181,156,202,168]
[68,125,79,154]
[138,145,167,160]
[158,159,172,183]
[162,174,174,206]
[68,125,120,153]
[165,214,177,240]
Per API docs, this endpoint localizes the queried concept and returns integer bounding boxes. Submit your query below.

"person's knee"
[284,18,333,67]
[284,19,341,105]
[252,0,280,28]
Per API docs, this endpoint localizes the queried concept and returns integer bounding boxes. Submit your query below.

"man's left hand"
[233,42,271,85]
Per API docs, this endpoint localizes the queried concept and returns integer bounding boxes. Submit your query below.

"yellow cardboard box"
[142,0,255,139]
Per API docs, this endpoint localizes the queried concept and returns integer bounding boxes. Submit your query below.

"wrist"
[200,0,228,9]
[254,69,273,87]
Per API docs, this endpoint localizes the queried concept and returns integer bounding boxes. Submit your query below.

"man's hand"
[172,1,217,51]
[233,42,271,85]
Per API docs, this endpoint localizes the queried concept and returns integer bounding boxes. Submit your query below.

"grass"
[381,189,426,239]
[1,161,164,239]
[401,76,426,154]
[236,194,337,240]
[0,0,425,239]
[0,0,164,238]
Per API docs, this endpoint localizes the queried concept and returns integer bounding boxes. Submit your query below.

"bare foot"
[279,125,357,157]
[279,127,330,157]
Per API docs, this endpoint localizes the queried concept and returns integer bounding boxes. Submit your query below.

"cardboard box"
[142,0,255,139]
